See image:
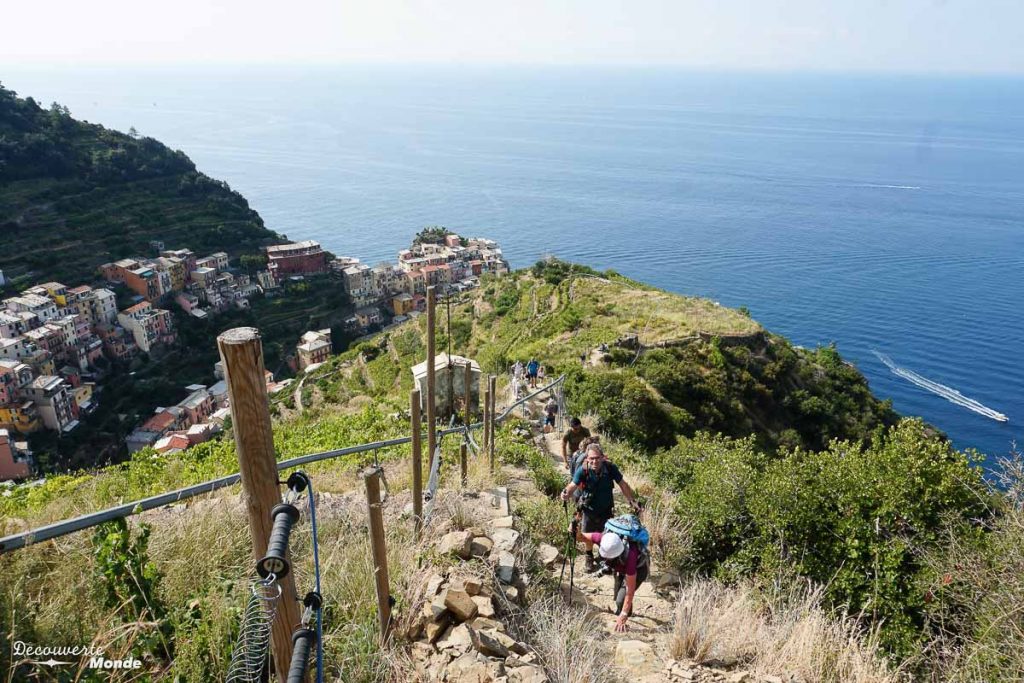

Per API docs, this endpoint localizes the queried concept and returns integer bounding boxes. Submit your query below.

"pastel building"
[117,302,175,353]
[297,330,332,370]
[21,376,78,432]
[0,429,31,481]
[266,241,328,278]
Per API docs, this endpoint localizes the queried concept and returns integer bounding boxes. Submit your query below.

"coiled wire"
[225,573,282,683]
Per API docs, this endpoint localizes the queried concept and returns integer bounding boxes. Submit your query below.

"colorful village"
[0,232,507,480]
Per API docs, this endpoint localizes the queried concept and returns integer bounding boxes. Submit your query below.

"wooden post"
[460,442,468,489]
[364,467,392,642]
[481,383,490,461]
[217,327,301,683]
[411,389,423,538]
[464,361,473,429]
[426,286,437,469]
[488,374,497,471]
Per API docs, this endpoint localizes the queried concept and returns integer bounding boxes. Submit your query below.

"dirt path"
[508,396,683,680]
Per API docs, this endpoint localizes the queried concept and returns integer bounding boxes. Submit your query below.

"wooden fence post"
[482,383,490,461]
[217,327,301,683]
[488,374,497,472]
[411,388,422,538]
[426,287,437,468]
[464,361,473,429]
[364,467,392,642]
[460,442,468,489]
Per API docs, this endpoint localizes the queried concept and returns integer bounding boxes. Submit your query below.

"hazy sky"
[4,0,1022,74]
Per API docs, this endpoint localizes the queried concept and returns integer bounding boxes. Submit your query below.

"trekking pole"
[567,511,579,606]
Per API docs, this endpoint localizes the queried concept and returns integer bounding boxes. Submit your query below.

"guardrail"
[0,373,565,554]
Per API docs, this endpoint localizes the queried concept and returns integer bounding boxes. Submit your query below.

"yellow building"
[0,402,43,434]
[392,293,414,316]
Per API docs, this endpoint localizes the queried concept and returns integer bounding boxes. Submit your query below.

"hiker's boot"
[584,553,597,573]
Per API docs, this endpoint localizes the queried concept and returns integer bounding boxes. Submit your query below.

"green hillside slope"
[0,83,279,288]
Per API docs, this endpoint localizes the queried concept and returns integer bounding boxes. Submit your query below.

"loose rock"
[445,589,480,622]
[439,530,474,559]
[470,627,511,658]
[536,544,561,568]
[497,551,516,584]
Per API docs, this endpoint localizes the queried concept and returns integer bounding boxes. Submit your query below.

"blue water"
[4,66,1022,463]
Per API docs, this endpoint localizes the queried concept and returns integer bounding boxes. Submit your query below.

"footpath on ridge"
[401,381,788,683]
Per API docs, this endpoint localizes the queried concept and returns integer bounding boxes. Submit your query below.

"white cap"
[599,533,625,560]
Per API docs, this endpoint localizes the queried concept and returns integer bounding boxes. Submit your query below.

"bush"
[668,419,989,656]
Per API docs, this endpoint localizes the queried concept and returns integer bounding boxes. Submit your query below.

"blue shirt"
[572,461,623,513]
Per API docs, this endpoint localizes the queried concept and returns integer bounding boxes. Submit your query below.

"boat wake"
[852,183,922,190]
[873,351,1008,423]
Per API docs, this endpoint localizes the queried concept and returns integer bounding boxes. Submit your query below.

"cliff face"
[0,84,279,289]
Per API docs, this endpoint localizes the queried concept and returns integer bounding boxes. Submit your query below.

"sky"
[3,0,1023,74]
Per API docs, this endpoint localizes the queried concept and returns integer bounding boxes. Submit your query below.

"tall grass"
[671,578,899,683]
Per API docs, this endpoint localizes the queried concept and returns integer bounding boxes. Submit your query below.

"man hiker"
[526,358,540,388]
[559,443,638,573]
[568,435,599,479]
[584,529,648,632]
[544,396,559,432]
[561,417,591,470]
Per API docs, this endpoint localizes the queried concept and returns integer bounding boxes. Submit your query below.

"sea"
[3,66,1022,466]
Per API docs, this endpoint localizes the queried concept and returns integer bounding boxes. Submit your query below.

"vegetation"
[0,236,1016,681]
[0,83,281,289]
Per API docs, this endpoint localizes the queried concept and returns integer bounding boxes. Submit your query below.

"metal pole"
[482,383,491,462]
[464,361,473,428]
[411,389,422,538]
[364,467,392,642]
[426,287,437,470]
[460,442,468,489]
[217,327,301,683]
[488,374,497,472]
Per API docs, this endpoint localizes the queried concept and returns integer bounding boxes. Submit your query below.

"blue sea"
[4,66,1022,464]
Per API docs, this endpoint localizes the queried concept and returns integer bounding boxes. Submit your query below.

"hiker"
[568,435,600,480]
[561,418,591,470]
[537,364,547,383]
[512,360,525,381]
[526,358,540,388]
[584,518,650,632]
[544,396,559,431]
[559,443,639,573]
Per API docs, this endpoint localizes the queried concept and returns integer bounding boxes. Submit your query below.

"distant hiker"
[561,418,591,470]
[512,360,525,381]
[560,443,639,573]
[584,515,650,632]
[544,396,559,432]
[568,435,600,480]
[526,358,540,388]
[537,364,547,383]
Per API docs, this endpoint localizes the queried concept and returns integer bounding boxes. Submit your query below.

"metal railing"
[0,374,565,554]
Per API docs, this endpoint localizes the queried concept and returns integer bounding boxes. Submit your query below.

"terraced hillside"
[0,83,280,289]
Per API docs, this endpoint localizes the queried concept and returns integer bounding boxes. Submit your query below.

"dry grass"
[671,578,900,683]
[518,596,622,683]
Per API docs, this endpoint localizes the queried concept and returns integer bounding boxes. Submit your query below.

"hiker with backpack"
[526,358,540,388]
[559,443,639,573]
[561,418,591,470]
[543,396,559,432]
[584,515,650,632]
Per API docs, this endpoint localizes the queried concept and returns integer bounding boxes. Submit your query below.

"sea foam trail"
[873,351,1009,423]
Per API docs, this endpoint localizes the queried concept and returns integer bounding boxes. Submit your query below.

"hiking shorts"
[580,509,612,534]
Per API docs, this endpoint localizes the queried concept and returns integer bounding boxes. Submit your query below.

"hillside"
[1,265,1016,682]
[0,83,280,288]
